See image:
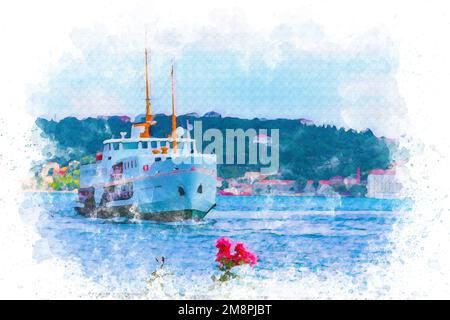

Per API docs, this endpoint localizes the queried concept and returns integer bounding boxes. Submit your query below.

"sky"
[27,9,407,137]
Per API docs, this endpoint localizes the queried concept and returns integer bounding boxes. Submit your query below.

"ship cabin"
[101,132,198,161]
[79,134,200,188]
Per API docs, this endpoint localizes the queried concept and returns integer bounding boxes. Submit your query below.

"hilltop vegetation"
[35,114,393,181]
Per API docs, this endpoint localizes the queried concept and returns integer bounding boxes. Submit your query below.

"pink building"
[329,176,344,185]
[344,167,361,186]
[318,180,331,185]
[369,169,396,175]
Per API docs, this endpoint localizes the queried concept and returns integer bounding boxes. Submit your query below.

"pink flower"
[232,243,258,267]
[216,253,231,266]
[215,237,233,265]
[214,238,258,269]
[215,237,232,251]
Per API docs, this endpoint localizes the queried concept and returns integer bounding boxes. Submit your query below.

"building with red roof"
[252,134,272,145]
[329,176,344,185]
[369,168,396,175]
[367,168,401,198]
[319,180,331,185]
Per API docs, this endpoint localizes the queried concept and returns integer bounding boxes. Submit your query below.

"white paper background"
[0,0,449,298]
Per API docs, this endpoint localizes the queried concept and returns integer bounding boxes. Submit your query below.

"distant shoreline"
[21,189,407,200]
[22,189,77,194]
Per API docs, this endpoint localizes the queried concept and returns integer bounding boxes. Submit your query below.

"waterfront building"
[316,180,339,197]
[366,169,402,199]
[216,177,224,188]
[329,176,344,185]
[253,133,272,146]
[303,180,316,195]
[343,167,361,187]
[243,171,273,182]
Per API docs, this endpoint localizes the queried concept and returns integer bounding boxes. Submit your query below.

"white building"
[366,169,402,199]
[253,133,272,146]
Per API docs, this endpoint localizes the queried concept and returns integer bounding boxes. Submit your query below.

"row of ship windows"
[124,160,138,170]
[84,157,173,176]
[104,141,179,151]
[102,183,133,202]
[124,157,173,171]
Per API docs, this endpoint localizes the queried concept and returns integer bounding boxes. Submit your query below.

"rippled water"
[20,193,410,293]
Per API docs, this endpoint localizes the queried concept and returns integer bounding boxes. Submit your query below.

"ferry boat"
[75,50,217,221]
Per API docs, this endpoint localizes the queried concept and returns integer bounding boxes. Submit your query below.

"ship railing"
[103,137,195,144]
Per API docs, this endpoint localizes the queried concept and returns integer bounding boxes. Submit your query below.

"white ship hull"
[76,153,217,221]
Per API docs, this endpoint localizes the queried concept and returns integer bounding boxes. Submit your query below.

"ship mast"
[171,63,178,151]
[133,48,155,138]
[145,49,152,120]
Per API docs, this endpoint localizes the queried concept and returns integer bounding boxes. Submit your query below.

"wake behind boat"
[75,49,217,221]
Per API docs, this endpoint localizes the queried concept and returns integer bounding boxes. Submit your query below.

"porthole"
[178,186,185,196]
[197,184,203,194]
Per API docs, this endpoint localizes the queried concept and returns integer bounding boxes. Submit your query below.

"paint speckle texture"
[1,1,450,299]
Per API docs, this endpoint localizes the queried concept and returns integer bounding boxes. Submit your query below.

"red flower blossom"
[214,237,258,270]
[215,237,232,251]
[215,237,232,265]
[233,243,258,267]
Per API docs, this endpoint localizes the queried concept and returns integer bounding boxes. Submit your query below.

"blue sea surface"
[21,193,411,292]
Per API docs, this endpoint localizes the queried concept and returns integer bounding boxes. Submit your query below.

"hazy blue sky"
[28,22,406,136]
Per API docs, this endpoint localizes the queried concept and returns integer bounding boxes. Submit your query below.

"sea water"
[20,192,411,295]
